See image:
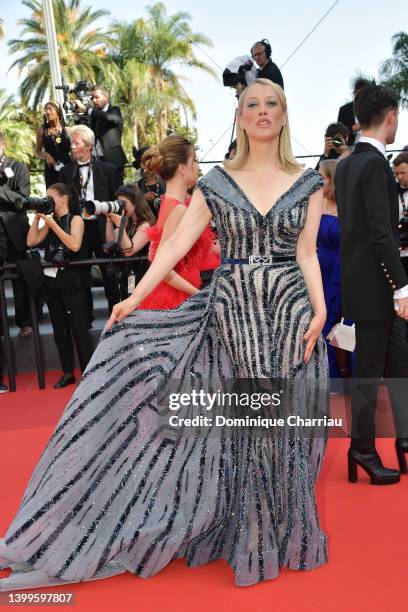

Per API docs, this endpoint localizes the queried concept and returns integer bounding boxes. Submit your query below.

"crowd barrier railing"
[0,256,146,392]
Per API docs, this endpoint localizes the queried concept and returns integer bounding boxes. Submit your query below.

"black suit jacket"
[337,101,356,146]
[257,59,284,89]
[336,142,408,320]
[90,104,128,168]
[60,159,120,242]
[0,158,30,254]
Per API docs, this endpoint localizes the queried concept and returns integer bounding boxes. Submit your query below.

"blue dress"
[317,213,354,380]
[0,167,328,590]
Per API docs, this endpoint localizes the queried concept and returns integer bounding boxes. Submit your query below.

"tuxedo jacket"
[337,101,356,146]
[335,142,408,320]
[90,105,128,168]
[60,159,120,242]
[257,59,284,89]
[0,158,30,254]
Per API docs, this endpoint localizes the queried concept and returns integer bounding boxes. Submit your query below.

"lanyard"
[400,192,408,217]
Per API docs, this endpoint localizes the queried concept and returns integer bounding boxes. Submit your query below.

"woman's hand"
[107,212,123,226]
[303,314,325,364]
[36,213,57,228]
[45,153,56,168]
[106,295,139,331]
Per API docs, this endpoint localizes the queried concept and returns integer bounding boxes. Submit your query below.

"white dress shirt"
[359,136,408,300]
[78,160,97,221]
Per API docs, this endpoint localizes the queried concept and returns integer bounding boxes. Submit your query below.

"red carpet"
[0,373,407,611]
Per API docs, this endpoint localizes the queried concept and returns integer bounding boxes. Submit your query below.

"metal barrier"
[0,256,146,392]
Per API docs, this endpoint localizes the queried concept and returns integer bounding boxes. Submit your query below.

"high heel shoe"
[396,439,408,474]
[347,448,400,485]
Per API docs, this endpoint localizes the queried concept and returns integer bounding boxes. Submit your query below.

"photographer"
[27,183,93,389]
[105,184,156,292]
[35,101,71,188]
[393,152,408,276]
[0,131,33,338]
[60,125,120,315]
[134,146,165,218]
[75,86,128,183]
[315,122,349,171]
[251,40,284,89]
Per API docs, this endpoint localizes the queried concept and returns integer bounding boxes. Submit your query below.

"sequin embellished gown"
[0,166,329,591]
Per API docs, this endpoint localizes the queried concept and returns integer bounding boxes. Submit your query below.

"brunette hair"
[319,159,338,201]
[142,135,194,181]
[116,184,156,232]
[43,101,65,127]
[393,152,408,167]
[47,183,81,215]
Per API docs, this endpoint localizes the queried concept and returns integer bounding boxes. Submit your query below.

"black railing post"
[0,275,16,392]
[28,294,45,389]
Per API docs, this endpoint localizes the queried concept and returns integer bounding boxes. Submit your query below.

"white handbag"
[326,318,356,352]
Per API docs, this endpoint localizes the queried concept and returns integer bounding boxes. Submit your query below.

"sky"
[0,0,407,169]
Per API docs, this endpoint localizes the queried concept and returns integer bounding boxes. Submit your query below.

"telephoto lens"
[14,195,55,214]
[82,199,126,216]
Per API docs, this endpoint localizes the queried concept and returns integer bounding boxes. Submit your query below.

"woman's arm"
[158,204,201,295]
[35,127,55,166]
[105,214,116,243]
[27,214,50,247]
[123,222,150,256]
[39,214,84,252]
[296,188,327,363]
[106,189,212,328]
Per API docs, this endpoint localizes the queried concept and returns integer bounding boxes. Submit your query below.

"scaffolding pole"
[42,0,65,109]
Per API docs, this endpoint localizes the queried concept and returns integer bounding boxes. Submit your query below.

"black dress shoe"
[53,373,76,389]
[396,439,408,474]
[348,448,400,485]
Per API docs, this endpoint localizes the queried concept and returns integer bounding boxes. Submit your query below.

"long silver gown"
[0,166,329,590]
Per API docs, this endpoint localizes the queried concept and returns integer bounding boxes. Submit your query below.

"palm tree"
[0,89,36,164]
[8,0,113,108]
[380,31,408,108]
[106,2,217,145]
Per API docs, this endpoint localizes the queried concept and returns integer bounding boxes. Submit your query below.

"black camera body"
[49,244,71,267]
[15,195,55,215]
[56,81,93,126]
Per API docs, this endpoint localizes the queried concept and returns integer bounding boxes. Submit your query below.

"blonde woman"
[0,79,329,590]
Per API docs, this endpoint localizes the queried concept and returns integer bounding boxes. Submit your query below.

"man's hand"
[396,296,408,320]
[74,100,87,113]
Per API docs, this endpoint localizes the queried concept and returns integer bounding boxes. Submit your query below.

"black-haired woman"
[105,184,156,292]
[27,183,93,389]
[35,102,71,188]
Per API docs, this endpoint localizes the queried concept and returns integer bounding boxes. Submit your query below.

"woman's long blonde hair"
[224,78,302,173]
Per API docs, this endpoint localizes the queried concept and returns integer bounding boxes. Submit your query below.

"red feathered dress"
[138,195,220,309]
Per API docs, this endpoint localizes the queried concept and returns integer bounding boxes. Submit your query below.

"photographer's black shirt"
[45,214,91,291]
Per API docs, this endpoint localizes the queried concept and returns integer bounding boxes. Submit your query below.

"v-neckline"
[216,165,311,218]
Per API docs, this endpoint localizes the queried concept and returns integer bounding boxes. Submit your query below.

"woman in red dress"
[138,135,219,309]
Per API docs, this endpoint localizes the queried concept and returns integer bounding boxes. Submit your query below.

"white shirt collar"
[103,103,109,112]
[358,136,387,159]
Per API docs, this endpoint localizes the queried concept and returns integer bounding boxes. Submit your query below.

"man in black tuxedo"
[75,86,127,183]
[251,40,284,89]
[337,77,370,146]
[60,125,121,315]
[336,85,408,485]
[0,132,33,338]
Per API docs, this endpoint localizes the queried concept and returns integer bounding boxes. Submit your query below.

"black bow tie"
[78,162,90,167]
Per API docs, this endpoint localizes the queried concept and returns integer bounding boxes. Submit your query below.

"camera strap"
[117,214,127,247]
[78,160,93,199]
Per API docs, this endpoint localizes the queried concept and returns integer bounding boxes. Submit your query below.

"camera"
[399,216,408,249]
[56,80,93,126]
[332,136,344,149]
[223,55,258,89]
[80,199,126,216]
[0,166,14,186]
[15,195,55,215]
[49,244,71,267]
